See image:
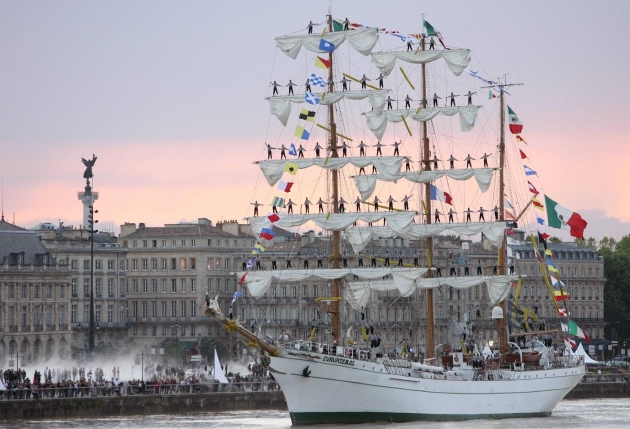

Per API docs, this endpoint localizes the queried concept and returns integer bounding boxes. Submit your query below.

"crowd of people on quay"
[0,361,278,400]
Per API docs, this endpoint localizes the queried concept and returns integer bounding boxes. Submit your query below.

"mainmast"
[326,14,341,343]
[421,21,435,360]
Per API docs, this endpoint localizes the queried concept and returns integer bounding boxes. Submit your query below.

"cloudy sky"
[1,0,629,241]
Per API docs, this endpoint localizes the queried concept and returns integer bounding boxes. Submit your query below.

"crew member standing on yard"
[405,94,412,109]
[481,152,491,167]
[271,81,279,96]
[266,143,275,160]
[360,74,370,89]
[467,91,476,106]
[402,194,412,211]
[342,76,349,91]
[305,78,311,93]
[465,207,473,222]
[448,155,457,169]
[393,141,402,156]
[375,73,385,89]
[314,142,322,157]
[449,92,456,106]
[338,197,347,213]
[433,92,441,107]
[286,199,295,214]
[447,208,456,223]
[358,140,367,156]
[307,20,313,34]
[286,80,296,95]
[317,197,327,214]
[387,195,396,211]
[251,201,262,216]
[297,144,306,159]
[343,17,349,30]
[478,207,486,222]
[304,197,312,214]
[355,197,362,212]
[434,208,442,223]
[374,141,384,156]
[465,154,475,169]
[373,196,381,211]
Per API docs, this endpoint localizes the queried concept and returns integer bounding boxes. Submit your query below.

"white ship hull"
[269,350,585,425]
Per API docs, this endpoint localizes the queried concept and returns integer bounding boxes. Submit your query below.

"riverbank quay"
[1,378,629,421]
[0,387,286,421]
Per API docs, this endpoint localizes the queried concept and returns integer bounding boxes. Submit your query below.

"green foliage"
[602,235,630,345]
[549,236,563,243]
[199,337,230,362]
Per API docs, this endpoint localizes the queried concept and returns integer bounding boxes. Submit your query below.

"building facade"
[0,219,72,367]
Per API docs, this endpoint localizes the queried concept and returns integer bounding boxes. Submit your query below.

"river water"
[0,399,627,429]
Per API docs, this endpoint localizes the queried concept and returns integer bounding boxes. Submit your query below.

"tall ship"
[206,14,586,425]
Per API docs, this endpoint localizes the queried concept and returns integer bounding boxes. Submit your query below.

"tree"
[603,252,630,345]
[549,236,562,244]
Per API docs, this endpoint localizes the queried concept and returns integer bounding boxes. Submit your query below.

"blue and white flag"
[309,73,326,88]
[319,38,335,52]
[288,143,297,156]
[232,291,243,303]
[536,214,545,225]
[523,165,538,176]
[246,258,253,269]
[305,92,321,105]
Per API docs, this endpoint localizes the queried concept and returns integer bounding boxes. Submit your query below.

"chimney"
[119,222,137,237]
[221,221,240,236]
[139,223,146,229]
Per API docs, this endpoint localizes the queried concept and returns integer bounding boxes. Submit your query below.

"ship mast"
[421,18,435,360]
[483,77,522,360]
[326,14,341,343]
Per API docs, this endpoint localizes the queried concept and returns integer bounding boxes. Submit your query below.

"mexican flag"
[507,106,523,134]
[569,320,590,343]
[545,195,588,239]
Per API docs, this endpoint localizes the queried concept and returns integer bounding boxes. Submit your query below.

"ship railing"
[281,340,375,362]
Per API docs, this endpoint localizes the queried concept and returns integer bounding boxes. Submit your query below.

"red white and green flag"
[507,106,523,134]
[544,195,588,239]
[566,320,591,343]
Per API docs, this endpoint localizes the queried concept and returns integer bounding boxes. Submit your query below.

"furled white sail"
[276,28,379,59]
[248,211,416,234]
[239,267,430,298]
[258,157,403,187]
[352,168,495,201]
[345,222,507,253]
[371,49,471,77]
[414,275,519,304]
[267,90,389,125]
[364,106,479,140]
[346,274,519,309]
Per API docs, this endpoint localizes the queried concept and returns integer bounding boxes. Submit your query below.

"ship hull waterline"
[269,351,585,425]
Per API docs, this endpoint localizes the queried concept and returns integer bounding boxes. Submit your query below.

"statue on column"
[82,154,97,187]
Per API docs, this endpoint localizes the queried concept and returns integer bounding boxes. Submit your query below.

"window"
[107,305,114,323]
[151,301,157,318]
[292,286,297,299]
[95,260,102,270]
[224,279,230,293]
[207,239,213,247]
[281,286,287,299]
[161,258,167,270]
[83,279,90,297]
[224,258,230,270]
[161,279,167,293]
[120,279,126,296]
[207,258,213,270]
[191,239,196,247]
[142,279,148,293]
[302,285,308,298]
[207,278,213,292]
[34,284,40,299]
[272,287,277,299]
[83,260,90,270]
[161,325,167,336]
[181,279,187,293]
[95,279,102,297]
[59,285,65,299]
[171,301,177,317]
[152,240,157,248]
[132,259,138,271]
[313,285,318,298]
[120,260,126,271]
[132,301,138,319]
[152,279,158,293]
[108,278,115,297]
[133,240,137,248]
[162,240,167,248]
[191,278,196,293]
[83,305,89,323]
[71,305,77,323]
[181,239,186,247]
[171,279,177,293]
[96,305,102,324]
[180,258,187,270]
[225,240,230,247]
[161,301,167,317]
[141,301,147,318]
[142,240,148,248]
[216,258,221,270]
[191,325,196,336]
[71,260,78,270]
[172,240,177,248]
[108,260,114,270]
[142,259,148,271]
[152,258,158,270]
[181,301,187,317]
[171,258,176,270]
[191,301,197,318]
[133,279,139,293]
[190,258,196,270]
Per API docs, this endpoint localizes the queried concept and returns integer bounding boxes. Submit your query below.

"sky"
[1,0,629,241]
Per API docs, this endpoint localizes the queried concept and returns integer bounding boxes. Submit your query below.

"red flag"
[238,272,248,286]
[520,149,528,160]
[528,181,539,195]
[267,213,280,223]
[515,135,527,144]
[539,231,550,240]
[563,336,576,348]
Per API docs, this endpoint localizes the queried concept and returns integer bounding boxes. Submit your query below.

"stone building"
[0,218,72,366]
[119,219,255,354]
[34,223,128,354]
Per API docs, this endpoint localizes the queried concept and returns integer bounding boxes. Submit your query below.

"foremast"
[326,14,341,343]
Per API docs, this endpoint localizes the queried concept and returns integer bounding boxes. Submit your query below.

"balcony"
[46,324,56,332]
[20,325,31,333]
[34,325,44,332]
[9,325,18,333]
[58,324,68,331]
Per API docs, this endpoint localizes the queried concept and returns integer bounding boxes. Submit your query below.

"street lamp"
[87,204,98,355]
